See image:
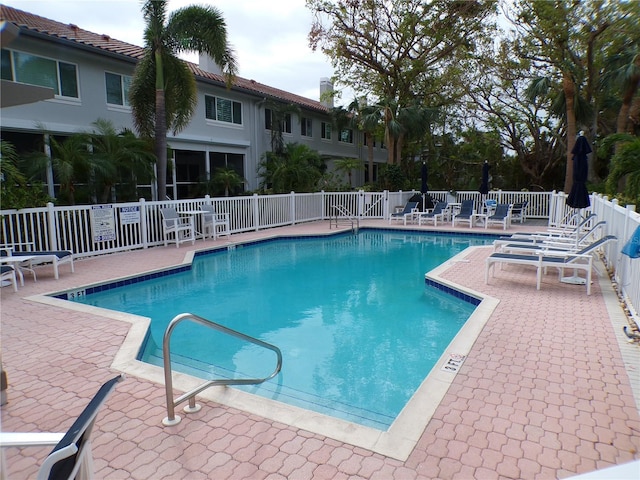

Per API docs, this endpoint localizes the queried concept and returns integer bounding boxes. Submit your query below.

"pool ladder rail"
[329,205,359,233]
[162,313,283,426]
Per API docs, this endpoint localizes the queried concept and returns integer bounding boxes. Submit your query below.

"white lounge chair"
[1,246,74,280]
[418,201,448,226]
[389,201,419,224]
[485,203,511,230]
[496,221,607,254]
[160,208,195,248]
[201,205,230,239]
[1,265,18,292]
[510,201,528,223]
[451,200,474,228]
[0,374,123,480]
[485,235,617,295]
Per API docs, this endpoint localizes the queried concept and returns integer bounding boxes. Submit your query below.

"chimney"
[320,77,334,108]
[199,54,223,76]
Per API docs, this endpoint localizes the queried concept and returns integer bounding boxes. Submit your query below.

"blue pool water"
[70,229,493,429]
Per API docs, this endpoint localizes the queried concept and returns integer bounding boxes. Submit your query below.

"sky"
[4,0,343,103]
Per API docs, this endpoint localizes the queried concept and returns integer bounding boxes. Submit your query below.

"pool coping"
[25,232,498,461]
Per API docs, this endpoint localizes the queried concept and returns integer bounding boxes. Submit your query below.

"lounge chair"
[451,200,474,227]
[389,201,419,224]
[510,201,528,223]
[201,205,230,239]
[485,235,617,295]
[160,208,195,248]
[0,374,124,480]
[495,221,607,253]
[502,213,597,241]
[1,265,18,292]
[418,201,448,226]
[1,246,74,280]
[485,203,511,230]
[483,199,497,215]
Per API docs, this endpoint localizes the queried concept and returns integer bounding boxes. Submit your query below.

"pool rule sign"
[91,204,117,242]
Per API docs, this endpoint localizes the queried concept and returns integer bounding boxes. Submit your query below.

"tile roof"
[0,4,330,113]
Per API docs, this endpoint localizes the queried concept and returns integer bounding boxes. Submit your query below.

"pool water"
[72,230,492,429]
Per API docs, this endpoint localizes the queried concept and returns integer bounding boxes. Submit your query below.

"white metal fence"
[2,189,638,318]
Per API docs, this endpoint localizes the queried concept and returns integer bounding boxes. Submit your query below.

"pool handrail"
[162,313,283,426]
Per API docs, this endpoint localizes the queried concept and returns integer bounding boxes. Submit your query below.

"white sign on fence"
[91,205,116,242]
[120,206,140,225]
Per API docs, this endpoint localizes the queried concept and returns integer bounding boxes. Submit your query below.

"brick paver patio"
[1,220,639,479]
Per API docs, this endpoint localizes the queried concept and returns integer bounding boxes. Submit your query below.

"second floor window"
[340,128,353,144]
[1,48,78,98]
[265,109,292,133]
[205,95,242,124]
[321,122,332,140]
[301,117,313,137]
[105,72,131,106]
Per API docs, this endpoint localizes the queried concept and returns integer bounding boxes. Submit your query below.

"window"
[2,49,78,98]
[321,122,332,140]
[301,117,313,137]
[340,128,353,144]
[265,109,291,133]
[105,72,131,106]
[205,95,242,124]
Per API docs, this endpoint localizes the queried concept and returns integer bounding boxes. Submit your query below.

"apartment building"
[0,4,387,200]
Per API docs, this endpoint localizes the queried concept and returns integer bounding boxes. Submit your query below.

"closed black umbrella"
[420,162,434,210]
[566,134,591,209]
[479,161,490,195]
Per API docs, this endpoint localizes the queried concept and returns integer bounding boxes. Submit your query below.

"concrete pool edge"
[25,242,497,462]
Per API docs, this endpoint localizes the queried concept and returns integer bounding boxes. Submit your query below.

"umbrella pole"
[560,207,587,285]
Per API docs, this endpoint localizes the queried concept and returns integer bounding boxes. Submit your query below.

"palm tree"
[603,133,640,204]
[333,157,364,188]
[87,119,156,203]
[129,0,237,201]
[259,143,324,193]
[212,167,244,197]
[265,100,301,155]
[347,98,382,183]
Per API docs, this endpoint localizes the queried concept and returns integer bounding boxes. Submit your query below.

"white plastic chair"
[201,205,230,240]
[160,208,195,247]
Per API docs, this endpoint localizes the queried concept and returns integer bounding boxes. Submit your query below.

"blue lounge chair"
[485,203,511,230]
[485,235,617,295]
[418,201,448,226]
[510,201,528,223]
[389,201,419,224]
[1,246,74,280]
[1,265,18,292]
[451,200,474,227]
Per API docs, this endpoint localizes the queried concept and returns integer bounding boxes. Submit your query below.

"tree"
[259,143,324,193]
[265,100,301,154]
[507,0,638,192]
[347,98,382,182]
[308,0,497,164]
[129,0,237,201]
[602,133,640,205]
[87,119,156,203]
[333,157,364,188]
[212,167,244,197]
[0,140,51,209]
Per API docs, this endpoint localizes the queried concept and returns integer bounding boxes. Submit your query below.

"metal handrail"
[162,313,282,426]
[330,205,359,230]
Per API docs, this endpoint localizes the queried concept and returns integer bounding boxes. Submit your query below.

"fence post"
[357,190,364,218]
[290,191,296,225]
[46,202,57,250]
[139,198,148,249]
[383,190,389,220]
[253,193,260,231]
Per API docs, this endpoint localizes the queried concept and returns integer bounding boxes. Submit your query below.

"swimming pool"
[69,229,493,431]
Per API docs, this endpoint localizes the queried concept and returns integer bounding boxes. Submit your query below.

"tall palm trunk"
[563,73,577,193]
[366,132,374,182]
[154,51,167,200]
